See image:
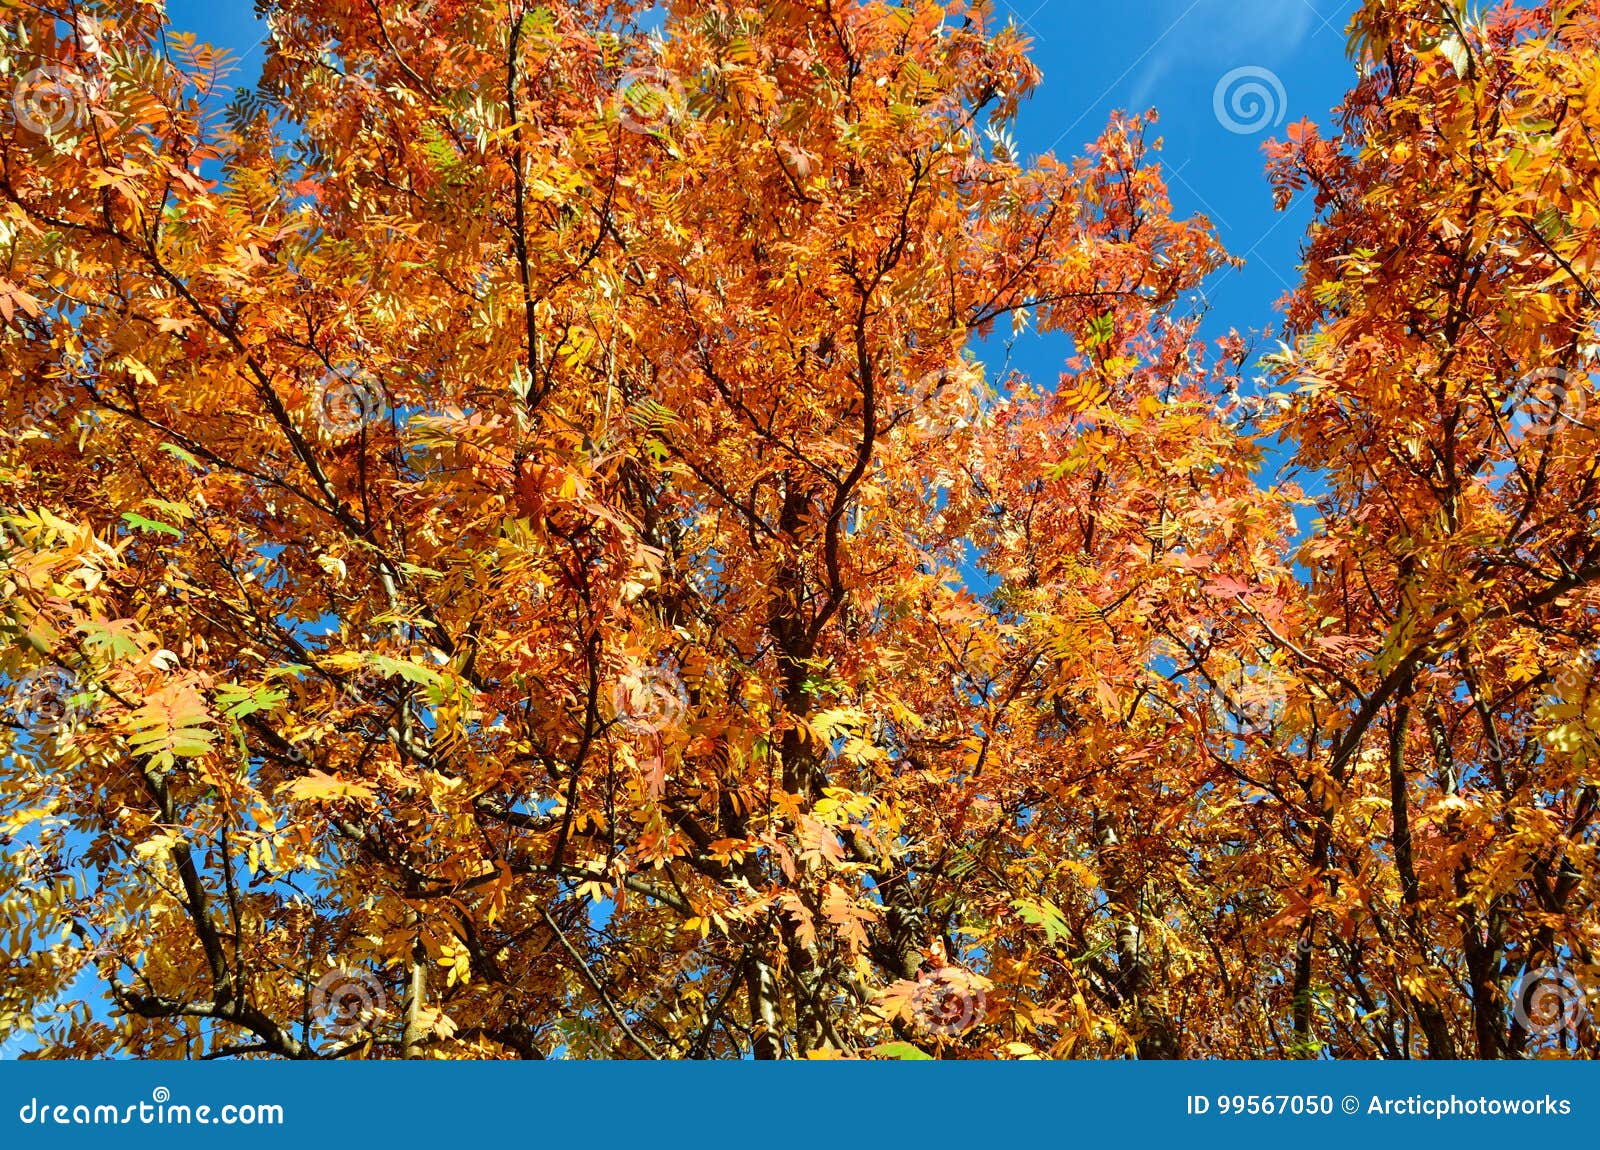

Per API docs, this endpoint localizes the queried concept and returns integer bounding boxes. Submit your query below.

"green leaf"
[1083,312,1116,351]
[80,618,145,661]
[369,655,460,705]
[158,442,204,469]
[1535,205,1569,240]
[373,654,445,689]
[215,682,288,720]
[1012,897,1071,945]
[121,512,182,538]
[874,1041,933,1060]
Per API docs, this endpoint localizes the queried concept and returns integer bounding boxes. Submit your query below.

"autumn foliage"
[0,0,1597,1059]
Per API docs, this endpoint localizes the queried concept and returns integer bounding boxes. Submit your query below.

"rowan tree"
[1251,0,1600,1057]
[0,0,1594,1060]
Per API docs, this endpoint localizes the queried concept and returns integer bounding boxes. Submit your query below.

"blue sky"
[988,0,1356,394]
